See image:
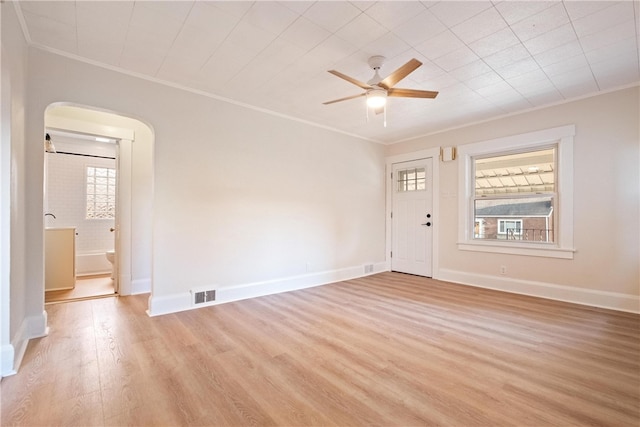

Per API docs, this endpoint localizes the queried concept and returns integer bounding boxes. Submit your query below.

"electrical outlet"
[500,265,507,275]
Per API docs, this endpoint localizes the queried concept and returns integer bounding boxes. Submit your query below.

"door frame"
[386,147,441,278]
[45,114,134,295]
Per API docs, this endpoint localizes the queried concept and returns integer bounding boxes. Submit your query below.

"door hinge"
[390,211,393,219]
[390,251,393,258]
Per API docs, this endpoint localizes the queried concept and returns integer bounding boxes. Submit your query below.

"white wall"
[387,86,640,311]
[26,49,386,316]
[1,2,46,378]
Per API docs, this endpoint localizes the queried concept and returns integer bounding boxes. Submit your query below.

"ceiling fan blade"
[328,70,372,90]
[379,58,423,89]
[323,93,366,105]
[388,88,439,99]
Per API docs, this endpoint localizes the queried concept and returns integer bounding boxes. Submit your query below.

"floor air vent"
[192,289,216,305]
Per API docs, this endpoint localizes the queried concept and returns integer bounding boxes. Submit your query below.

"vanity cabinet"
[45,227,76,291]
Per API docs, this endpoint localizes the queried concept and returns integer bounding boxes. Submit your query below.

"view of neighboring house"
[475,199,554,242]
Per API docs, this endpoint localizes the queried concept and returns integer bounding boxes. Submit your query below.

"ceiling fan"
[323,56,439,111]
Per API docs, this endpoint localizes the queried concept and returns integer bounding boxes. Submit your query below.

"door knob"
[110,228,115,232]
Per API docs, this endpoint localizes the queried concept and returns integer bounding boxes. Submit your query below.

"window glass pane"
[474,148,555,196]
[397,167,426,193]
[474,196,554,242]
[86,166,116,219]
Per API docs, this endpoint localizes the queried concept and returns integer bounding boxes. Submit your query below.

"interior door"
[391,158,433,277]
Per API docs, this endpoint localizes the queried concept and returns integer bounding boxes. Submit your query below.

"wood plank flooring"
[2,272,639,426]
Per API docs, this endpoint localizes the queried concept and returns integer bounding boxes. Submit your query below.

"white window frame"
[498,219,523,236]
[457,125,575,259]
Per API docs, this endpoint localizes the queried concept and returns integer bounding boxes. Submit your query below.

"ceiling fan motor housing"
[368,55,386,70]
[367,56,386,85]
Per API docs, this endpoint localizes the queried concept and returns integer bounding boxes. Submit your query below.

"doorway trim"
[386,147,441,278]
[45,114,135,295]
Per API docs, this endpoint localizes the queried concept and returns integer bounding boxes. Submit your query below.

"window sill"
[458,241,575,259]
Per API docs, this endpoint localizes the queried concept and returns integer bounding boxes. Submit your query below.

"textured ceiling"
[14,0,640,144]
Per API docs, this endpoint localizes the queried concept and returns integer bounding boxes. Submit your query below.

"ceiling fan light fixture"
[366,88,387,108]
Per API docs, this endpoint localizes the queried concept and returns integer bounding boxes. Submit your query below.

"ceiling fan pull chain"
[384,105,387,128]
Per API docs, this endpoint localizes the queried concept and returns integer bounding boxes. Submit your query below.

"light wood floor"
[2,272,639,426]
[45,274,115,303]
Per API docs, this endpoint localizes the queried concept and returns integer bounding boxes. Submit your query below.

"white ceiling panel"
[541,54,590,77]
[563,0,619,20]
[76,2,133,31]
[429,1,493,27]
[449,60,493,81]
[416,30,466,60]
[468,27,520,57]
[279,16,331,51]
[433,46,480,71]
[533,40,584,67]
[521,23,577,56]
[362,32,410,59]
[210,1,253,18]
[495,58,541,80]
[391,9,446,47]
[15,0,640,144]
[494,1,555,25]
[23,11,77,52]
[509,3,570,42]
[579,20,637,52]
[119,44,166,76]
[19,0,77,26]
[336,13,389,48]
[450,7,507,45]
[364,1,426,30]
[484,44,531,69]
[183,2,240,34]
[279,1,315,15]
[506,69,551,91]
[584,36,638,64]
[303,1,361,32]
[244,1,298,34]
[571,1,635,37]
[226,20,278,54]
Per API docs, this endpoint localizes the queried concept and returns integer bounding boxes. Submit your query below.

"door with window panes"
[391,158,433,277]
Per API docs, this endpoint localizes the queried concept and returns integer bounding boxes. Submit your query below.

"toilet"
[105,250,115,280]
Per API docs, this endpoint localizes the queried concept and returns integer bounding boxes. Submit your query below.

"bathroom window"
[86,166,116,219]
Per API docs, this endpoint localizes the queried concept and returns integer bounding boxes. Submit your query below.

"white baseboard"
[131,278,151,295]
[1,344,16,377]
[437,268,640,313]
[148,262,387,317]
[4,311,49,377]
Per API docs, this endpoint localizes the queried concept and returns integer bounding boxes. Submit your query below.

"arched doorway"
[43,104,154,299]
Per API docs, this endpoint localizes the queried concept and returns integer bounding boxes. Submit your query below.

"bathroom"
[44,130,118,302]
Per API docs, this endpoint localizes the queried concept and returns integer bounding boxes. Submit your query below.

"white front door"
[391,158,433,277]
